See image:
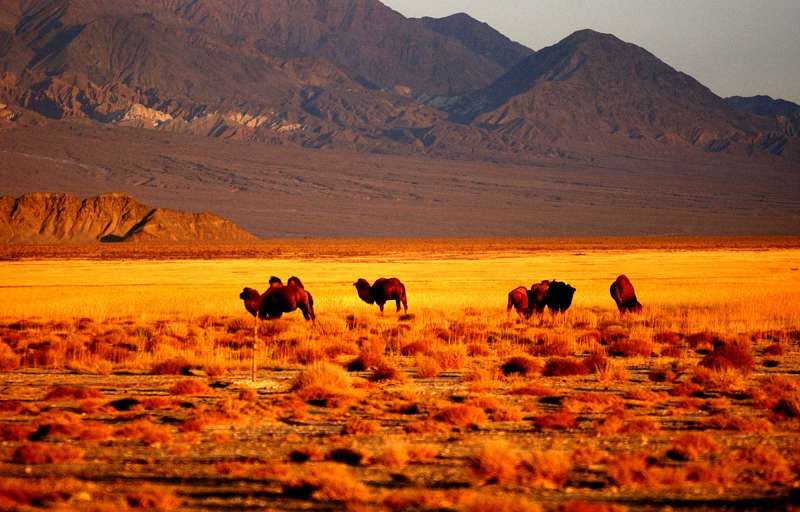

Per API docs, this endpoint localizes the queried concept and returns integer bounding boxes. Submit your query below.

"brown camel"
[354,277,408,314]
[240,277,315,380]
[610,274,642,314]
[507,286,531,318]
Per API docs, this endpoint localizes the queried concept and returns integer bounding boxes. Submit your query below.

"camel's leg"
[252,318,258,382]
[395,299,401,313]
[379,302,385,315]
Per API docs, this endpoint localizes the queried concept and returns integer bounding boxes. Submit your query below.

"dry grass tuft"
[125,485,182,509]
[415,355,442,378]
[543,357,591,377]
[700,340,755,373]
[469,441,521,484]
[435,404,488,427]
[341,418,380,436]
[666,432,720,461]
[375,442,409,468]
[534,411,578,430]
[151,357,192,375]
[501,356,542,376]
[114,419,172,446]
[44,385,103,401]
[282,463,370,503]
[291,362,355,405]
[608,339,652,357]
[169,379,212,395]
[370,362,407,382]
[12,443,85,464]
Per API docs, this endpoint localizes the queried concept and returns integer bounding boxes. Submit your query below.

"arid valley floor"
[1,239,799,511]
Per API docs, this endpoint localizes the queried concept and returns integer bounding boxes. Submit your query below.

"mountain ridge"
[0,192,257,242]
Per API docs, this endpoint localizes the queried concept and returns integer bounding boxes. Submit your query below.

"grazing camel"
[354,277,408,314]
[544,280,576,314]
[610,274,642,314]
[528,280,551,316]
[240,277,315,380]
[507,286,531,318]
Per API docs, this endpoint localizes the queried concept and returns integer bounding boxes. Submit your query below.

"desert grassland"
[2,247,799,319]
[1,244,800,511]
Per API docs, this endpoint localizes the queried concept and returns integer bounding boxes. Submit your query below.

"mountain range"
[0,0,797,162]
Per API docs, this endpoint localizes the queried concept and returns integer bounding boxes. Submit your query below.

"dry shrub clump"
[435,404,488,427]
[534,411,578,430]
[563,393,624,414]
[12,443,85,464]
[169,379,212,395]
[0,343,21,370]
[596,414,660,436]
[125,486,182,509]
[700,339,755,374]
[415,355,442,378]
[608,339,652,357]
[0,478,82,508]
[666,432,720,461]
[501,356,542,376]
[282,463,369,503]
[429,344,467,370]
[370,362,407,382]
[151,357,192,375]
[341,418,380,436]
[469,441,572,489]
[291,362,355,406]
[375,442,409,468]
[543,357,591,377]
[704,413,773,433]
[114,419,172,446]
[44,385,103,401]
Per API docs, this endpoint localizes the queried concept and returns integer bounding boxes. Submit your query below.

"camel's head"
[353,278,373,304]
[240,287,261,317]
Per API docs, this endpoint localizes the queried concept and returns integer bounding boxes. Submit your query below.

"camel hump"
[288,276,304,288]
[268,276,283,287]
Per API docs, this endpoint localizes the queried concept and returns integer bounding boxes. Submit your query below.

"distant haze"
[384,0,800,104]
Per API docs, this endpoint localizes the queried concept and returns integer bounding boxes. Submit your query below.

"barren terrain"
[1,240,799,510]
[1,124,798,238]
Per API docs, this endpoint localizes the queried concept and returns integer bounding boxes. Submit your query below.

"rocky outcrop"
[0,193,256,243]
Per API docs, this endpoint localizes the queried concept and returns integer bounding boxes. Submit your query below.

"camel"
[610,274,642,314]
[354,277,408,314]
[507,286,531,318]
[240,277,315,380]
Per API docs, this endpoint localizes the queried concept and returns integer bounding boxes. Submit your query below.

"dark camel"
[354,277,408,314]
[240,276,315,380]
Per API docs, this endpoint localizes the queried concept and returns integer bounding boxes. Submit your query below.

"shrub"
[533,411,578,430]
[12,443,85,464]
[282,463,369,502]
[44,386,103,401]
[501,356,541,376]
[169,379,211,396]
[415,355,442,378]
[608,339,652,357]
[435,405,487,427]
[542,358,590,377]
[341,418,380,436]
[700,340,755,373]
[291,362,354,406]
[470,441,521,484]
[151,357,192,375]
[666,432,720,461]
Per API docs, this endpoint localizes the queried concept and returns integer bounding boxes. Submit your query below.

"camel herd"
[240,274,642,323]
[239,274,641,379]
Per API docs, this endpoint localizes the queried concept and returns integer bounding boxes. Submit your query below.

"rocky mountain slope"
[445,30,792,157]
[0,193,256,242]
[0,0,795,162]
